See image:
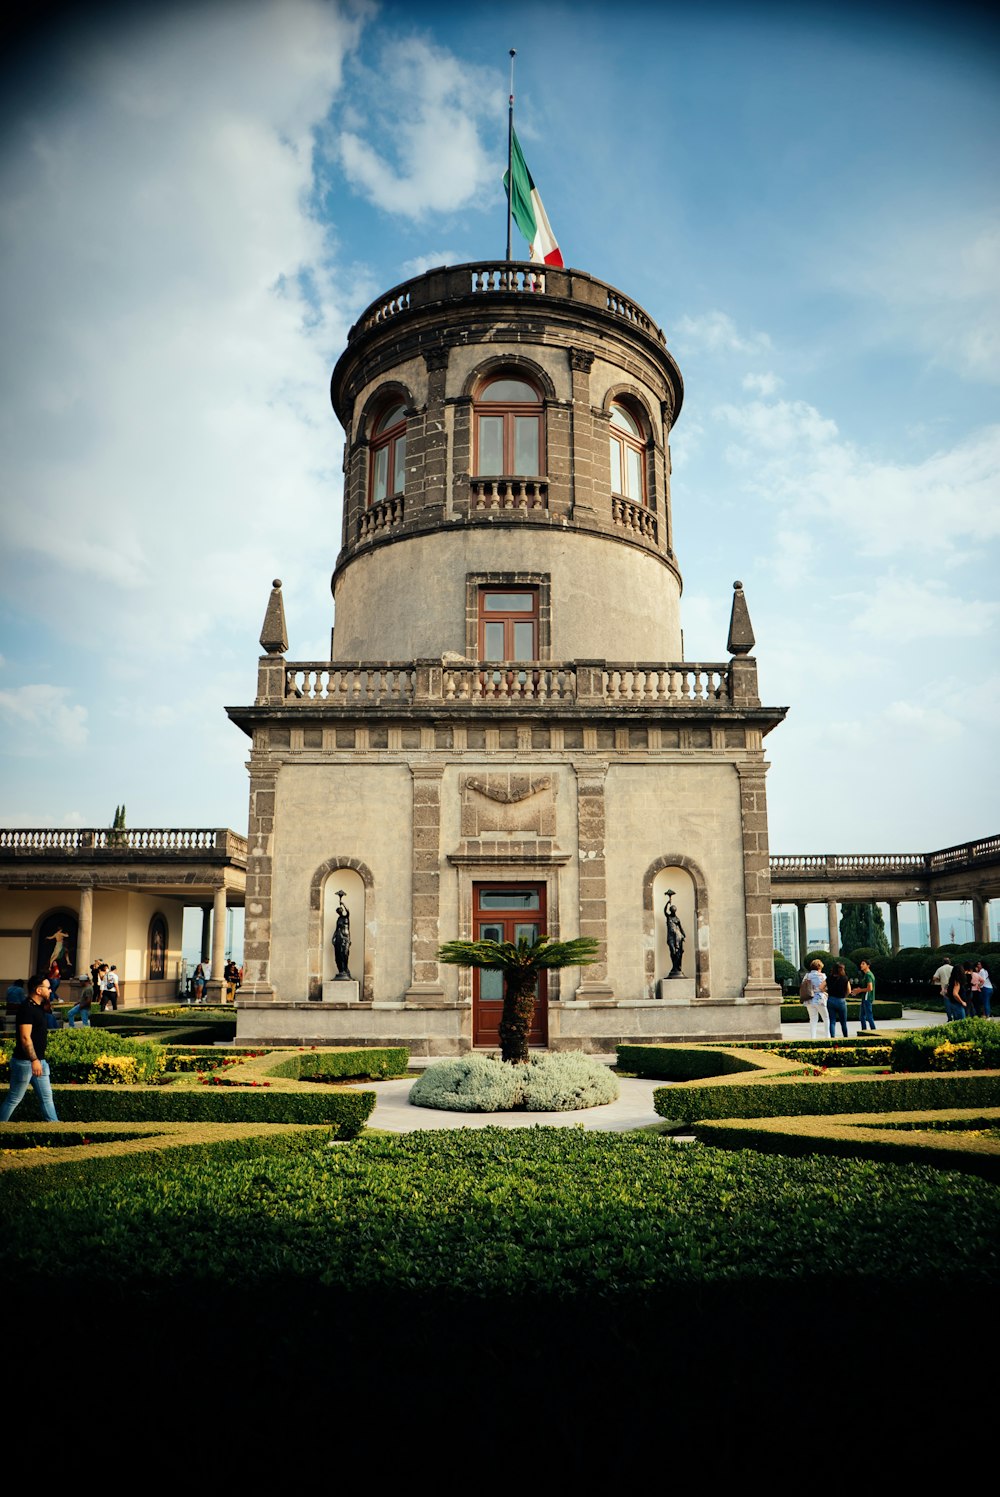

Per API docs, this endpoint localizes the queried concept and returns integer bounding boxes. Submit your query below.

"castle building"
[228,262,787,1053]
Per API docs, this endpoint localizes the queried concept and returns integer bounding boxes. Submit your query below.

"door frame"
[472,881,548,1048]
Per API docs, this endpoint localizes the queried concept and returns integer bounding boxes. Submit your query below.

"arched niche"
[148,913,168,981]
[642,855,711,999]
[307,857,375,1001]
[33,907,79,984]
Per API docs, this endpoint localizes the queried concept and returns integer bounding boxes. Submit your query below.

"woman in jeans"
[0,972,59,1122]
[826,962,850,1038]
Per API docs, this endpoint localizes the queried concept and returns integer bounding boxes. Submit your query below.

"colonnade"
[774,894,993,965]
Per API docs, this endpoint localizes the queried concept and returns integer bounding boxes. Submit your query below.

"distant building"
[772,908,796,964]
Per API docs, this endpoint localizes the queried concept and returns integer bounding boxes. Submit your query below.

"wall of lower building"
[0,888,184,1000]
[265,752,752,1012]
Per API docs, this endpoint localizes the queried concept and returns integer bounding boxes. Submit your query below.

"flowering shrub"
[0,1029,164,1084]
[88,1055,140,1086]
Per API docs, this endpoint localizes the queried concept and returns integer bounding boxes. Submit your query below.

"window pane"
[479,891,540,909]
[514,415,540,474]
[375,404,407,434]
[483,593,534,612]
[610,436,622,493]
[627,446,643,500]
[372,445,388,503]
[513,622,535,659]
[483,622,505,659]
[610,404,641,436]
[479,968,504,1000]
[478,415,504,475]
[392,434,406,495]
[480,378,539,402]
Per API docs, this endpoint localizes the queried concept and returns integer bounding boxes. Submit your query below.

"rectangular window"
[478,588,538,661]
[477,416,504,476]
[372,445,388,504]
[514,415,540,474]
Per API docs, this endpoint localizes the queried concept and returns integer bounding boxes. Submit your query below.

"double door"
[472,883,547,1048]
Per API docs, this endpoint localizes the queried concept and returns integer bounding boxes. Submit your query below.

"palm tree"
[437,934,599,1064]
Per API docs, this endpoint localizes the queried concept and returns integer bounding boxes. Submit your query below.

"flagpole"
[506,48,515,262]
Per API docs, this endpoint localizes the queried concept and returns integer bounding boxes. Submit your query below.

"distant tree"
[839,902,891,958]
[437,935,599,1064]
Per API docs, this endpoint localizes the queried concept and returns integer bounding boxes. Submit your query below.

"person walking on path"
[192,963,206,1003]
[932,957,954,1013]
[853,959,877,1032]
[100,964,119,1011]
[0,973,59,1122]
[65,976,93,1028]
[945,963,969,1021]
[801,959,829,1040]
[826,962,850,1038]
[976,962,993,1018]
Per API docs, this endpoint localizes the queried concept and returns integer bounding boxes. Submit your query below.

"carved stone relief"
[460,773,557,836]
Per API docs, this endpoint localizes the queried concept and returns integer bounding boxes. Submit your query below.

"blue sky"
[0,0,997,858]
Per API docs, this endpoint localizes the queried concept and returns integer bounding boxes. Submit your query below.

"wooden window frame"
[478,587,540,662]
[368,403,407,508]
[473,376,544,478]
[609,402,647,506]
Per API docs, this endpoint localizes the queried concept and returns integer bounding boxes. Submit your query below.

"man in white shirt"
[931,959,953,1006]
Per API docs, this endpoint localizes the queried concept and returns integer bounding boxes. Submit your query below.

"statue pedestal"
[321,979,361,1003]
[656,977,696,1002]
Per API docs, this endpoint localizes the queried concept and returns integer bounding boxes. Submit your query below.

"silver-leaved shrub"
[409,1052,618,1113]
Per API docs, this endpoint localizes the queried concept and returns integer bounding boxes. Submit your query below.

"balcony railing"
[0,828,247,859]
[280,660,736,708]
[770,835,1000,880]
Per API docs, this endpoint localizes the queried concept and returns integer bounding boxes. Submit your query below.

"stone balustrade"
[0,828,247,859]
[349,263,668,348]
[468,477,549,512]
[358,495,404,539]
[611,494,657,540]
[279,659,736,708]
[771,836,1000,880]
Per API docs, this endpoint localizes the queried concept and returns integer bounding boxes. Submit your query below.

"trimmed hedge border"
[779,1001,901,1023]
[617,1044,801,1082]
[6,1085,375,1135]
[654,1070,1000,1127]
[265,1047,409,1082]
[691,1108,1000,1181]
[0,1121,337,1177]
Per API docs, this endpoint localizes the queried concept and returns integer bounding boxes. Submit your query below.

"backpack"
[799,974,813,1001]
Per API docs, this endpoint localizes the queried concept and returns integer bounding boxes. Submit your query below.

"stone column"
[736,765,781,1004]
[973,893,989,945]
[567,349,596,522]
[888,900,901,953]
[206,885,227,1003]
[420,347,450,517]
[573,763,615,1000]
[404,765,446,1002]
[826,899,839,957]
[796,903,808,968]
[928,899,940,950]
[242,759,278,1001]
[78,884,93,976]
[199,906,211,963]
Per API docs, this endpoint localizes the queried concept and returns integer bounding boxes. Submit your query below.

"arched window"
[609,402,646,504]
[369,402,407,506]
[474,375,542,477]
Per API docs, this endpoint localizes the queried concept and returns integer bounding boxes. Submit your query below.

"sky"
[0,0,998,860]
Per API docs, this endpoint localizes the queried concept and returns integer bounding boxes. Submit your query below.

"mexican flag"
[504,130,564,267]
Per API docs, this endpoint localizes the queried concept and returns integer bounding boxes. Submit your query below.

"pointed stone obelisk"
[260,578,289,655]
[727,579,755,656]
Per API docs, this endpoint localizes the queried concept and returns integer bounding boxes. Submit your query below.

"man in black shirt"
[0,972,60,1122]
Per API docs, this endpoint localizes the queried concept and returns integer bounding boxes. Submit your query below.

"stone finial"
[260,578,289,655]
[727,579,755,656]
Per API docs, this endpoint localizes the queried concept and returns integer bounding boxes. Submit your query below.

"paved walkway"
[366,1008,945,1134]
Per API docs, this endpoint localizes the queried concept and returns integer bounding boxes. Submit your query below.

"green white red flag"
[504,130,564,267]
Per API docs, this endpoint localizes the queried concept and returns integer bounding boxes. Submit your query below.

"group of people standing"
[800,958,876,1040]
[932,958,992,1022]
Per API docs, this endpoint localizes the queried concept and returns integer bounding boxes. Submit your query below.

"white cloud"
[0,0,364,653]
[401,250,460,276]
[0,685,88,750]
[742,371,783,396]
[845,577,1000,642]
[881,700,962,742]
[674,310,772,357]
[714,396,1000,559]
[825,211,1000,382]
[337,38,500,218]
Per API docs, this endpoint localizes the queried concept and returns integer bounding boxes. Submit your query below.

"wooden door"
[472,883,547,1048]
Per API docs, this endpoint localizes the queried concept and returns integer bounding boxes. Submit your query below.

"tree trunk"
[498,971,535,1064]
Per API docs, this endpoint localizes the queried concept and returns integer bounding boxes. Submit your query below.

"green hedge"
[265,1047,409,1081]
[0,1028,165,1083]
[772,1044,893,1068]
[891,1018,1000,1073]
[691,1109,1000,1181]
[5,1084,375,1136]
[654,1070,1000,1127]
[617,1044,796,1082]
[780,1000,901,1023]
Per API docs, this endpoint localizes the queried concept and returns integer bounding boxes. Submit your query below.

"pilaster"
[404,764,446,1002]
[241,761,278,1001]
[736,763,782,1003]
[572,761,615,1000]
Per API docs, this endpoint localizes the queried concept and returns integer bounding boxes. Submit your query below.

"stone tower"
[229,262,786,1052]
